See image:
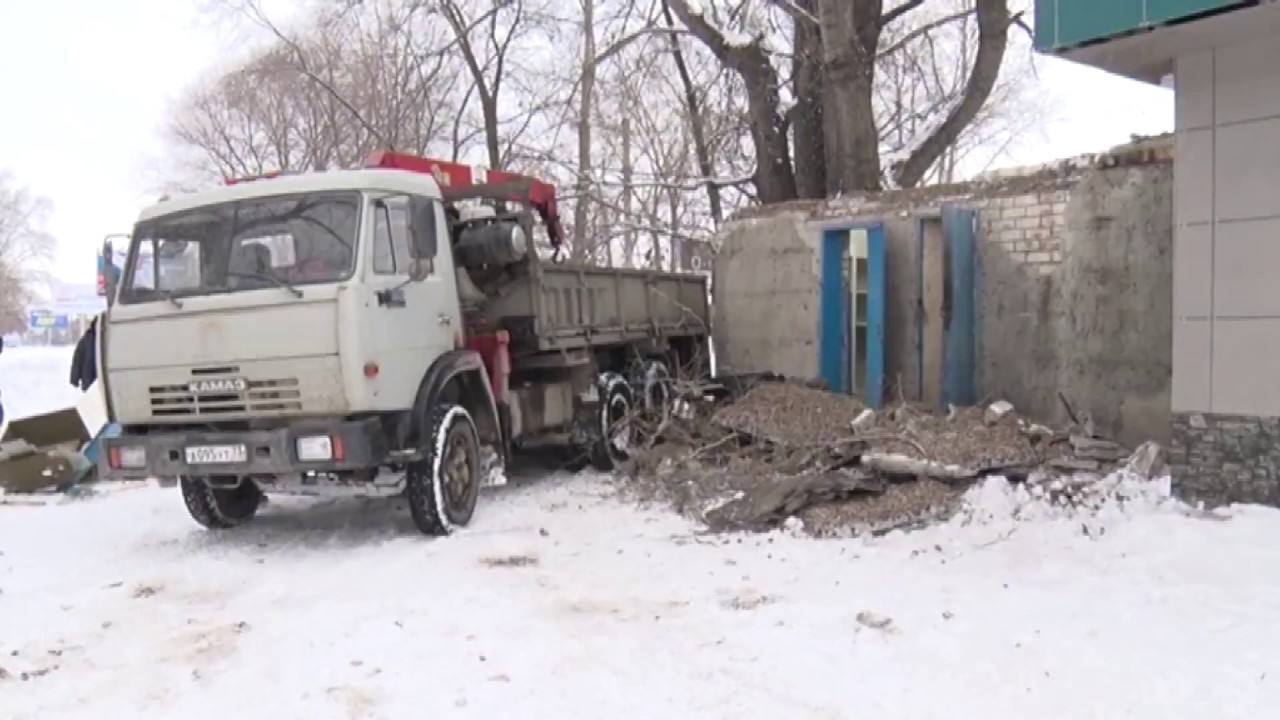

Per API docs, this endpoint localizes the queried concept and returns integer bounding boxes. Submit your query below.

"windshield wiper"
[226,270,304,298]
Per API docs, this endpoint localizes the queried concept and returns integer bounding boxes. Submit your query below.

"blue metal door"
[818,224,886,406]
[819,229,850,394]
[865,224,886,408]
[941,205,978,407]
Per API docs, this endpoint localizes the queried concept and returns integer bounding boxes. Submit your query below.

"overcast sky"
[0,0,1174,286]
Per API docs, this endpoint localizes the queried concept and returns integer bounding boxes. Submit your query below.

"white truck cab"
[109,168,462,421]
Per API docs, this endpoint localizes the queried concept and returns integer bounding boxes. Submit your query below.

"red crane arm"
[364,151,564,250]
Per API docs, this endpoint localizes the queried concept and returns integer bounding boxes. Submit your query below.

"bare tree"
[664,0,1020,199]
[169,0,462,186]
[0,173,56,334]
[165,0,1050,271]
[437,0,545,169]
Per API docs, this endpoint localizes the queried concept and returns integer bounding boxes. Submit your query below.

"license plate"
[184,444,248,465]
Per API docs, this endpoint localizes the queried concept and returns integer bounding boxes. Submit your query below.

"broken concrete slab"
[0,407,92,494]
[1124,440,1167,480]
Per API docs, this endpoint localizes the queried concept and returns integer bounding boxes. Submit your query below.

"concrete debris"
[850,409,876,433]
[1025,423,1055,442]
[1124,441,1167,479]
[855,611,898,634]
[983,400,1015,427]
[624,380,1164,537]
[859,453,976,479]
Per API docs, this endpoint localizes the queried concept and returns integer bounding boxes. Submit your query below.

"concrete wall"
[1169,26,1280,505]
[713,143,1173,447]
[714,215,820,380]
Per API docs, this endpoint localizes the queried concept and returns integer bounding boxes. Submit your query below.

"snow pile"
[955,467,1178,535]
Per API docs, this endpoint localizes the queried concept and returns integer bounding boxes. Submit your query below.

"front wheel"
[407,404,482,536]
[180,476,262,529]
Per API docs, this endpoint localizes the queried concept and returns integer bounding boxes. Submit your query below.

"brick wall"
[979,191,1070,276]
[772,174,1083,284]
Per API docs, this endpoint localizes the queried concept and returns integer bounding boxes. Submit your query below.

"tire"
[633,358,674,446]
[556,446,591,473]
[180,476,262,529]
[406,404,482,536]
[589,372,637,472]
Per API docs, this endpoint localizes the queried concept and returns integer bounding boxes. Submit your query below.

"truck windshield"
[118,191,360,305]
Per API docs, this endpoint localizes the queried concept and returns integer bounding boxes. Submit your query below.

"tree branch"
[879,8,976,59]
[882,0,927,27]
[238,0,388,151]
[665,0,796,203]
[767,0,818,24]
[892,0,1012,188]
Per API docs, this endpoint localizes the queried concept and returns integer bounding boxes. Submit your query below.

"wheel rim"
[645,365,673,414]
[606,392,635,457]
[443,432,474,509]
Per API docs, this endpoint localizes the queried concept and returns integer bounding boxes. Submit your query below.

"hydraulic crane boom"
[363,151,565,251]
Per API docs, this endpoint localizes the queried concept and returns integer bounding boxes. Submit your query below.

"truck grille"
[149,366,303,417]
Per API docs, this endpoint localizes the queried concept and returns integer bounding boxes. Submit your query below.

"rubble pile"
[623,379,1167,537]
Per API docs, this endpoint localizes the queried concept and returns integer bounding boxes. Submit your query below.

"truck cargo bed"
[484,264,710,353]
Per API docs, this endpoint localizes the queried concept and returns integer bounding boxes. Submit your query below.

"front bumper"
[99,418,388,480]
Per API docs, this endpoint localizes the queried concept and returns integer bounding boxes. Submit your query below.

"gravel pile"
[711,382,866,448]
[622,379,1157,537]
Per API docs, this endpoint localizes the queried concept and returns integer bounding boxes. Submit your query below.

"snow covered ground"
[2,346,1280,719]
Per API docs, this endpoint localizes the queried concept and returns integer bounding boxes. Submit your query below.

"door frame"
[911,206,980,410]
[818,222,885,407]
[915,215,946,409]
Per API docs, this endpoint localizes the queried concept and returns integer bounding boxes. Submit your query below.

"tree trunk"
[817,0,884,195]
[621,115,636,266]
[481,92,501,169]
[572,0,596,261]
[665,0,797,204]
[661,1,725,224]
[791,0,827,199]
[439,0,503,169]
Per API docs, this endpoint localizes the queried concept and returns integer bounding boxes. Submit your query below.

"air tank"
[454,220,528,268]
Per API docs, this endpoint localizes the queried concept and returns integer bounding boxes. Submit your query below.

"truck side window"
[372,197,412,275]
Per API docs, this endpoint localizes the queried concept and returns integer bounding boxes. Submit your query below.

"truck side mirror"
[409,198,438,260]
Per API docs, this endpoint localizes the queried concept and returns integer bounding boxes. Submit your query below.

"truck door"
[362,195,461,410]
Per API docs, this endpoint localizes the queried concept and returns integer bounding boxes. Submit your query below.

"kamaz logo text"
[188,377,248,394]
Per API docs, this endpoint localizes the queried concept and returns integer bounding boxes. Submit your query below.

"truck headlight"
[296,436,334,462]
[111,446,146,469]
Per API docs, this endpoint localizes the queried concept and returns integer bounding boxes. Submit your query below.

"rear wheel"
[589,373,637,472]
[180,476,262,529]
[406,404,482,536]
[638,358,675,444]
[640,358,674,414]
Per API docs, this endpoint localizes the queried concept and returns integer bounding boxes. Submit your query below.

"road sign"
[28,310,70,330]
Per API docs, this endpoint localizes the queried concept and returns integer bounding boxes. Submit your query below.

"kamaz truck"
[97,152,710,534]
